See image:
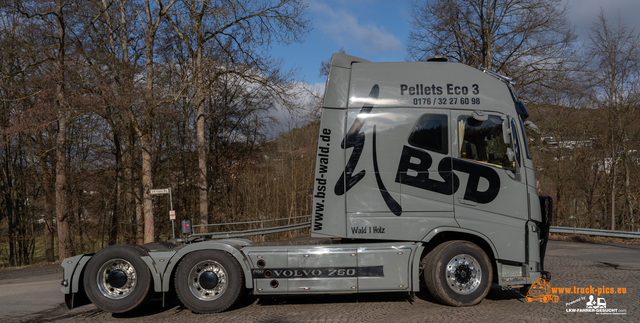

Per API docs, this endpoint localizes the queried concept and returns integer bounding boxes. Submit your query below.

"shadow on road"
[111,296,182,318]
[24,284,527,321]
[485,285,525,302]
[109,290,259,318]
[412,284,524,304]
[254,291,413,307]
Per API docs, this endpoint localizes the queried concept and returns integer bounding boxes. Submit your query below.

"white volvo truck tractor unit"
[60,53,553,314]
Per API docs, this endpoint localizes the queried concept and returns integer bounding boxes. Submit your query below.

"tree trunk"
[141,30,155,243]
[44,191,55,262]
[611,138,616,231]
[195,47,208,231]
[109,130,121,245]
[55,105,70,260]
[141,132,154,243]
[54,0,71,261]
[30,133,55,262]
[136,197,144,245]
[124,124,135,243]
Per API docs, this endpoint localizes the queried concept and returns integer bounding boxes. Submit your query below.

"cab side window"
[409,114,448,155]
[458,115,514,170]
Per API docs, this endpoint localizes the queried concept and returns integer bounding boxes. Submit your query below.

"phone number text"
[413,97,480,106]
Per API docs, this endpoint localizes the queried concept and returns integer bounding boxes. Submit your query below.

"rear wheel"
[83,245,153,313]
[175,250,245,313]
[424,240,492,306]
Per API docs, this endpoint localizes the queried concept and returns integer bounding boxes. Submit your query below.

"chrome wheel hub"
[97,259,137,299]
[446,254,481,295]
[188,260,228,301]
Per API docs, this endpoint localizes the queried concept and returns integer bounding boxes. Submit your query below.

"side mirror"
[506,118,522,173]
[506,147,516,162]
[510,119,521,164]
[502,116,521,173]
[502,116,512,145]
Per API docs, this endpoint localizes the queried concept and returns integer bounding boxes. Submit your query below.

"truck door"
[340,104,457,241]
[450,110,528,263]
[341,104,408,239]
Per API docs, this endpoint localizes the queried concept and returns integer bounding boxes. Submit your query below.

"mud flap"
[538,195,553,271]
[61,254,93,309]
[65,289,90,309]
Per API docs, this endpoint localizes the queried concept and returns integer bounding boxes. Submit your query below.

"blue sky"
[269,0,410,85]
[270,0,640,86]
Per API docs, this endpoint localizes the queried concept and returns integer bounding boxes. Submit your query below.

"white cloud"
[310,1,402,54]
[266,81,325,138]
[565,0,640,40]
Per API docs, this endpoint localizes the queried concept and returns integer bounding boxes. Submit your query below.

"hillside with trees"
[1,0,639,268]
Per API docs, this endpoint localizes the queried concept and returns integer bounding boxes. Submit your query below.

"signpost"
[150,188,170,195]
[150,187,175,240]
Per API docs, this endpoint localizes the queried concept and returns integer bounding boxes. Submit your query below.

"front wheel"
[423,240,492,306]
[174,250,245,313]
[83,245,153,313]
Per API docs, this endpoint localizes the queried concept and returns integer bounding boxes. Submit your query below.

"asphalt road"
[0,265,90,323]
[546,240,640,269]
[1,240,638,323]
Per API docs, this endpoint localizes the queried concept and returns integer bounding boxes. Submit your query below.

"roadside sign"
[150,187,175,239]
[150,188,170,195]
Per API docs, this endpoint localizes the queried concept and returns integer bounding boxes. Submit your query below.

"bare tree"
[587,10,640,230]
[15,0,76,260]
[131,0,177,243]
[76,0,147,245]
[165,0,309,228]
[407,0,577,99]
[0,0,319,266]
[318,48,346,78]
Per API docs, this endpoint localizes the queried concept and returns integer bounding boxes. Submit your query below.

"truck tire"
[83,245,153,313]
[424,240,492,306]
[174,250,245,313]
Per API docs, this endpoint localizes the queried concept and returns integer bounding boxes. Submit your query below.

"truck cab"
[311,53,552,304]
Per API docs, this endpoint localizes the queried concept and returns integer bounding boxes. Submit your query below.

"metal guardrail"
[192,215,311,229]
[184,215,312,241]
[550,226,640,239]
[191,221,311,239]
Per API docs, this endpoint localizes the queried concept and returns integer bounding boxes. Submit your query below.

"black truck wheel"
[83,245,153,313]
[424,240,492,306]
[174,250,245,313]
